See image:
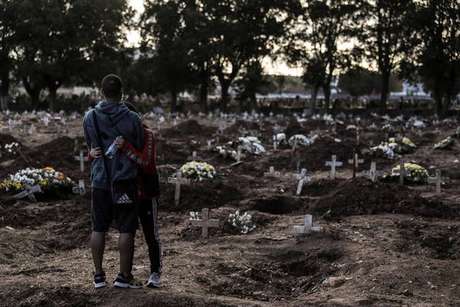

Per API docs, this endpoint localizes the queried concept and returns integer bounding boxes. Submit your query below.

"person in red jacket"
[90,118,162,288]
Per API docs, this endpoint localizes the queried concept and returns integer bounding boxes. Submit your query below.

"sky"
[127,0,302,76]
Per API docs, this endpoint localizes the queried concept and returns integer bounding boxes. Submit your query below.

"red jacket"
[121,126,159,200]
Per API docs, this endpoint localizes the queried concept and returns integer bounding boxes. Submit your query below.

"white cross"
[12,185,42,202]
[296,168,311,196]
[273,135,278,151]
[72,179,86,195]
[264,166,281,178]
[348,153,364,178]
[168,171,191,206]
[427,169,443,194]
[325,155,343,179]
[190,208,220,238]
[363,161,384,182]
[236,146,242,163]
[74,150,89,173]
[207,140,212,150]
[293,215,321,235]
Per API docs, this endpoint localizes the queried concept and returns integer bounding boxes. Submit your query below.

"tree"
[13,0,133,108]
[235,60,271,111]
[289,0,360,110]
[402,0,460,115]
[339,67,381,99]
[0,1,17,102]
[202,0,302,110]
[357,0,414,109]
[141,0,197,113]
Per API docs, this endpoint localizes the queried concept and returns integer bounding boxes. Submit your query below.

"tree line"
[0,0,459,115]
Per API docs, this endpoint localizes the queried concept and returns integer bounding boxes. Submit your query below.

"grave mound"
[162,120,216,138]
[246,196,306,215]
[313,177,458,218]
[160,180,243,212]
[0,136,81,179]
[223,120,261,135]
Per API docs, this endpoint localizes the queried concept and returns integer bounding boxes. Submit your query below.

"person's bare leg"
[90,231,106,274]
[119,233,134,277]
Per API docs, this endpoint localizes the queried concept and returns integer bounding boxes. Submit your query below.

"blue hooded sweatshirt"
[83,101,144,190]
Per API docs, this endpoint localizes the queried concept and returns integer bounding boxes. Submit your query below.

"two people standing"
[83,74,162,289]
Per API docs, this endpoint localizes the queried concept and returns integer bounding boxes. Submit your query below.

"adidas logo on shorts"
[117,193,133,204]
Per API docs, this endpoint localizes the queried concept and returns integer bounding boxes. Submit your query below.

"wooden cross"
[293,215,321,235]
[190,208,220,238]
[427,169,443,194]
[264,166,281,178]
[168,171,191,206]
[74,150,89,173]
[296,168,311,196]
[348,153,364,178]
[72,179,86,195]
[399,159,406,185]
[363,161,384,182]
[12,185,42,202]
[325,155,343,179]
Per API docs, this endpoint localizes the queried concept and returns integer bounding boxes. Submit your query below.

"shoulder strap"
[92,110,111,182]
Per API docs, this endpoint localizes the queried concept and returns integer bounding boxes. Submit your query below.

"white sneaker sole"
[94,281,107,289]
[114,281,142,289]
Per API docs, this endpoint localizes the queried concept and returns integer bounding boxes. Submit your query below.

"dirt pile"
[314,177,458,218]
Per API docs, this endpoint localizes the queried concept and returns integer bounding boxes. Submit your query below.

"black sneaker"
[113,273,143,289]
[93,272,107,289]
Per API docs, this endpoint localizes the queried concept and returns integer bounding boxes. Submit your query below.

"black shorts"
[91,188,138,234]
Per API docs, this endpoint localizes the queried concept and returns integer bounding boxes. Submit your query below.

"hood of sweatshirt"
[95,101,130,125]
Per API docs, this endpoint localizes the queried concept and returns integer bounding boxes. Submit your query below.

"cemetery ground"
[1,113,460,306]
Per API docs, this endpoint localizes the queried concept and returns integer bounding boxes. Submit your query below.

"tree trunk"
[311,86,319,109]
[23,77,41,106]
[170,90,178,113]
[199,63,209,113]
[380,71,390,110]
[220,81,231,112]
[323,84,331,111]
[48,87,57,112]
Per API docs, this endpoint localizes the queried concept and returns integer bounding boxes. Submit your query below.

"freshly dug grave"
[313,177,459,219]
[208,237,344,301]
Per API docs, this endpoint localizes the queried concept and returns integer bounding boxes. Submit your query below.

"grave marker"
[363,161,384,182]
[168,171,191,206]
[293,215,321,235]
[72,179,86,195]
[348,153,364,178]
[325,155,343,180]
[12,185,42,202]
[296,168,311,196]
[427,169,443,194]
[189,208,220,238]
[399,159,406,185]
[74,150,89,173]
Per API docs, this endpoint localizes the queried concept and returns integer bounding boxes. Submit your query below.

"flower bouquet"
[238,136,266,155]
[0,167,75,199]
[180,161,216,182]
[386,162,428,184]
[434,136,454,150]
[226,210,256,234]
[288,134,317,148]
[0,142,20,159]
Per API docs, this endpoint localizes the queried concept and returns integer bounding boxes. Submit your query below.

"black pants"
[138,198,162,274]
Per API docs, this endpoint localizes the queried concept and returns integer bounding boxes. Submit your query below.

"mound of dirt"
[245,196,307,215]
[159,180,243,212]
[0,136,84,180]
[161,120,217,138]
[223,120,261,136]
[313,177,458,218]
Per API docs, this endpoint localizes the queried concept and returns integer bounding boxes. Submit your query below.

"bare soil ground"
[1,115,460,306]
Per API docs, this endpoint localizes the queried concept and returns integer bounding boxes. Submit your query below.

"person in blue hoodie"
[83,74,144,289]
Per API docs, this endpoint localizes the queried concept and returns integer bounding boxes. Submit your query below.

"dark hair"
[124,101,139,114]
[101,74,123,100]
